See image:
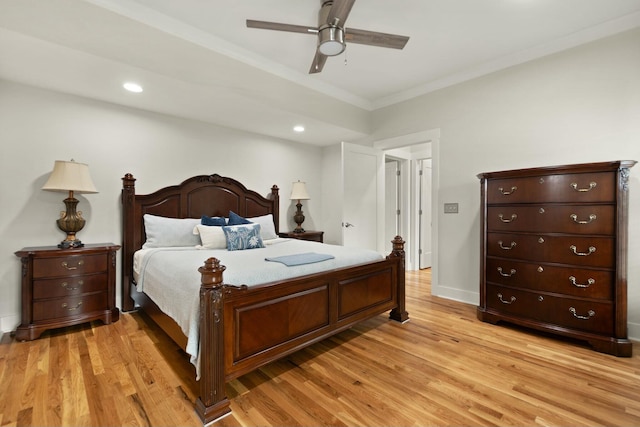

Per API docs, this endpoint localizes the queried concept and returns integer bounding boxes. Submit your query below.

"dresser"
[15,243,120,341]
[477,161,635,356]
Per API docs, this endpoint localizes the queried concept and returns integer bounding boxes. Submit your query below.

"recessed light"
[123,82,143,93]
[293,125,305,132]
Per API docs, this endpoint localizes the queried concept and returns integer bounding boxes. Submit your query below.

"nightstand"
[14,243,120,341]
[278,230,324,243]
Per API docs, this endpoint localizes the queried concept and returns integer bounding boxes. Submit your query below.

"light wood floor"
[2,269,640,426]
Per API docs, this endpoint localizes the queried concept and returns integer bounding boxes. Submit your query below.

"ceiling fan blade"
[326,0,356,26]
[345,28,409,49]
[309,50,328,74]
[246,19,317,35]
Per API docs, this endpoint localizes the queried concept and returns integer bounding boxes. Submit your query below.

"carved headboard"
[121,173,280,311]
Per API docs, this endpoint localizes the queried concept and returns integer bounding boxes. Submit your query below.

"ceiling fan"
[246,0,410,74]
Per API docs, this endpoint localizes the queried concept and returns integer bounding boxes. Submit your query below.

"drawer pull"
[497,293,516,304]
[570,213,597,224]
[497,267,516,277]
[498,241,517,250]
[61,280,84,291]
[569,276,595,288]
[538,296,544,302]
[537,266,544,272]
[61,260,84,270]
[570,182,597,192]
[569,307,595,320]
[570,245,596,256]
[498,186,517,195]
[61,301,83,311]
[498,213,517,223]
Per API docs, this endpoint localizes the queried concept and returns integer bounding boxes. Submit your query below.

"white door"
[384,161,400,253]
[342,142,384,252]
[419,159,433,268]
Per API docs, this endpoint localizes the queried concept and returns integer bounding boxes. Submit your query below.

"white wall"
[369,28,640,339]
[0,80,325,332]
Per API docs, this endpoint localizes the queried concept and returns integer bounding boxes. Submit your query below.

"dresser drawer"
[33,253,107,279]
[487,233,614,267]
[32,292,108,322]
[487,172,615,204]
[33,273,108,300]
[486,284,614,335]
[487,205,614,235]
[486,258,613,299]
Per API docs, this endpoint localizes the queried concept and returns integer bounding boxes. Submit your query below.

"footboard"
[196,237,408,424]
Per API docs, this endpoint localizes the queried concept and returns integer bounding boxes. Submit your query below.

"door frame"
[374,129,440,290]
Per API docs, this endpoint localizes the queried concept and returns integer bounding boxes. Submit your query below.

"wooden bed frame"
[121,173,409,424]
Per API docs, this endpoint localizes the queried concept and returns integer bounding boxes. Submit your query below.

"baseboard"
[1,314,19,335]
[431,284,478,306]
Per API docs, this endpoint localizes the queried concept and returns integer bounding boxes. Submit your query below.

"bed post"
[388,235,409,323]
[121,173,136,312]
[270,185,280,234]
[196,258,231,424]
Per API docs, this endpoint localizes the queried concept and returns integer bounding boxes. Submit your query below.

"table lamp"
[290,180,310,233]
[42,159,98,248]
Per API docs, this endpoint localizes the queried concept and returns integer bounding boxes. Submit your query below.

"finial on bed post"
[388,236,409,323]
[196,258,231,423]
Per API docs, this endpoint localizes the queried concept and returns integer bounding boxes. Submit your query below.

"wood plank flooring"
[1,269,639,426]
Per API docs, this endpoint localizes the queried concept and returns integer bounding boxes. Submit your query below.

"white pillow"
[247,214,278,240]
[194,224,227,249]
[142,214,200,248]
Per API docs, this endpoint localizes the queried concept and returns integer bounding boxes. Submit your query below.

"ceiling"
[1,0,640,145]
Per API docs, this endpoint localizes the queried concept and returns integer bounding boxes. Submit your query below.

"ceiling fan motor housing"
[318,0,346,56]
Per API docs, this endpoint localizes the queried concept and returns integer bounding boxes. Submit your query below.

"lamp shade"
[42,160,98,193]
[290,181,310,200]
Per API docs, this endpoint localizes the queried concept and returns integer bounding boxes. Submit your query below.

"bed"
[121,173,409,424]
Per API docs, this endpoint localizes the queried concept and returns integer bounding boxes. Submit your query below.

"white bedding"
[132,238,384,378]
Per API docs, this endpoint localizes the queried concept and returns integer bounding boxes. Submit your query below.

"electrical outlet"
[444,203,459,214]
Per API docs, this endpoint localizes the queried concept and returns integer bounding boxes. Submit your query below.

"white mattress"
[132,238,384,378]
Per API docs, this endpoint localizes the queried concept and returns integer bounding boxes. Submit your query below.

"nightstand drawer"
[33,273,108,299]
[33,292,108,322]
[33,253,107,278]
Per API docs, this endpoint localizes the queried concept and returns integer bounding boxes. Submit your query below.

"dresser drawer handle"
[569,245,596,256]
[498,241,517,250]
[497,267,516,277]
[498,186,517,195]
[570,182,597,192]
[61,260,84,270]
[61,301,83,311]
[498,213,517,223]
[61,280,84,291]
[569,307,595,320]
[497,293,516,304]
[570,213,597,224]
[569,276,595,288]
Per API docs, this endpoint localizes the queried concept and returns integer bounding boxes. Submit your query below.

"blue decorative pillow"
[201,215,226,226]
[228,210,252,226]
[222,223,264,251]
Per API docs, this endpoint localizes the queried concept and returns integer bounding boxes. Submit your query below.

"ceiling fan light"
[318,26,345,56]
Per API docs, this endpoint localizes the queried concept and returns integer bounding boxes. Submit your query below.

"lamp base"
[293,201,306,234]
[58,239,84,249]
